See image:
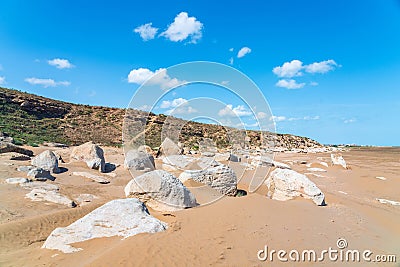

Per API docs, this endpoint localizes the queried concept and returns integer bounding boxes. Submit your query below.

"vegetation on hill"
[0,87,322,149]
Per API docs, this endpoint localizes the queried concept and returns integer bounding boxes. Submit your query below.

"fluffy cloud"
[275,79,305,89]
[237,47,251,58]
[160,98,188,109]
[229,48,234,52]
[160,12,203,43]
[305,59,338,74]
[48,58,74,69]
[25,77,70,87]
[344,118,356,124]
[134,23,158,41]
[166,105,197,115]
[270,115,287,122]
[0,76,5,85]
[127,68,184,90]
[273,60,303,78]
[270,115,320,122]
[256,111,268,119]
[218,104,252,117]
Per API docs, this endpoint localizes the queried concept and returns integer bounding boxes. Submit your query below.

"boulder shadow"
[57,167,68,174]
[104,163,116,173]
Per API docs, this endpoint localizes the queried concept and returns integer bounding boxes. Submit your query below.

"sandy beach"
[1,146,399,266]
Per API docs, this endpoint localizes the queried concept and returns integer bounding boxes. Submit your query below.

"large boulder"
[265,168,325,206]
[178,164,237,196]
[42,198,167,253]
[70,142,105,172]
[124,170,197,212]
[124,150,155,171]
[31,150,60,173]
[331,153,347,169]
[157,137,182,157]
[0,141,33,157]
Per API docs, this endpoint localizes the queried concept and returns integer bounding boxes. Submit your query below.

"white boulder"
[331,153,347,169]
[70,142,106,172]
[31,150,60,173]
[265,168,325,206]
[178,164,237,196]
[124,170,197,212]
[124,150,155,171]
[42,198,167,253]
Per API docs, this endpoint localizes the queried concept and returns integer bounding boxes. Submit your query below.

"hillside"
[0,87,323,150]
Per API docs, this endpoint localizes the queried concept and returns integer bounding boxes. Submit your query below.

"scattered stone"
[0,132,14,143]
[178,164,237,196]
[304,173,325,178]
[9,153,31,161]
[42,198,167,253]
[375,176,387,181]
[27,168,53,181]
[31,150,60,173]
[272,161,291,169]
[75,194,98,206]
[53,151,65,163]
[376,198,400,206]
[26,189,76,208]
[5,178,31,184]
[331,153,347,169]
[162,155,195,171]
[319,162,329,167]
[125,170,197,212]
[124,150,155,171]
[17,165,35,173]
[0,141,34,157]
[265,168,325,206]
[70,142,106,172]
[72,172,110,184]
[20,182,59,191]
[157,137,182,157]
[43,142,68,148]
[338,191,348,195]
[137,145,156,156]
[214,153,230,162]
[201,151,215,157]
[307,167,327,172]
[228,154,241,162]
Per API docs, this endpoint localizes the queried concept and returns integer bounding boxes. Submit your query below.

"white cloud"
[160,97,188,109]
[127,67,184,90]
[48,58,74,69]
[275,79,305,89]
[257,111,268,119]
[221,80,229,86]
[305,59,338,74]
[0,76,5,85]
[229,57,234,65]
[237,47,251,58]
[310,81,319,86]
[134,23,158,41]
[160,12,203,43]
[218,104,252,117]
[24,77,70,87]
[229,48,234,52]
[270,115,287,122]
[167,105,197,115]
[273,60,303,78]
[344,118,356,124]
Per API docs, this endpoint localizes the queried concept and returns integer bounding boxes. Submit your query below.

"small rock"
[228,154,241,162]
[31,150,60,173]
[26,189,76,208]
[124,150,155,171]
[331,153,347,169]
[72,172,110,184]
[9,153,31,161]
[27,168,53,181]
[307,167,327,172]
[5,178,31,184]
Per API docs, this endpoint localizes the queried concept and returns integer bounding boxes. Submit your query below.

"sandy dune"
[0,146,399,266]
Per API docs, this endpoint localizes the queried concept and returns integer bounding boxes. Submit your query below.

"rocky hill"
[0,87,324,150]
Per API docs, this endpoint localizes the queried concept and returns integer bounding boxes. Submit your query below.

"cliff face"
[0,87,323,150]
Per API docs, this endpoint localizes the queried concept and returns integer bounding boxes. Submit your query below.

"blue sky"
[1,0,400,146]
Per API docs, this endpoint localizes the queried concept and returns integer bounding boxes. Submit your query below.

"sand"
[0,146,399,266]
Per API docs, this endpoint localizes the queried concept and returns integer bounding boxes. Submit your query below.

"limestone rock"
[307,167,327,172]
[70,142,106,172]
[72,171,110,184]
[9,153,31,161]
[20,181,59,191]
[157,137,182,157]
[0,141,33,157]
[331,153,347,169]
[265,168,325,206]
[124,170,197,212]
[124,150,155,171]
[31,150,60,173]
[178,164,237,196]
[42,198,167,253]
[5,178,30,184]
[27,168,53,181]
[26,189,76,208]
